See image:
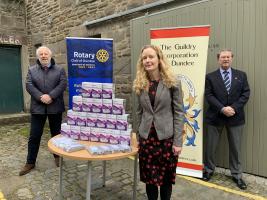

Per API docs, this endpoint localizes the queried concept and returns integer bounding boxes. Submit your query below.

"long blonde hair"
[133,45,176,95]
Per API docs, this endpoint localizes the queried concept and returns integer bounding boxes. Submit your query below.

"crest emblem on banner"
[178,74,201,147]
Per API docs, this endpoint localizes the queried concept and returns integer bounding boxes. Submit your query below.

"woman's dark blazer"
[135,80,184,147]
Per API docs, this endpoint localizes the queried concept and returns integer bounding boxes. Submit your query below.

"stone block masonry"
[25,0,178,118]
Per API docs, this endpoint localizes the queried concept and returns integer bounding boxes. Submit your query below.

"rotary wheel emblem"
[96,49,109,63]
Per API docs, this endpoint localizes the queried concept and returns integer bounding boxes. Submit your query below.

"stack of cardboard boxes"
[61,82,131,146]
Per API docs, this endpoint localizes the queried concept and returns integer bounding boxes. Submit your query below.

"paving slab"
[0,123,266,200]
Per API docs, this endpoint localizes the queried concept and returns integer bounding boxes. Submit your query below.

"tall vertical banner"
[66,37,113,108]
[151,26,210,178]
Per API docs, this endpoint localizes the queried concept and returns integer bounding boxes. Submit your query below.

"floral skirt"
[138,126,178,186]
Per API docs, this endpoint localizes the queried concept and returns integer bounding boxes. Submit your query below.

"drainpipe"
[82,0,176,27]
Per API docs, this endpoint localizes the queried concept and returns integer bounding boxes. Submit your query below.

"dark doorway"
[0,46,24,113]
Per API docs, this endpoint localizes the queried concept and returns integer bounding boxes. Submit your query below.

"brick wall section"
[0,0,26,40]
[25,0,177,117]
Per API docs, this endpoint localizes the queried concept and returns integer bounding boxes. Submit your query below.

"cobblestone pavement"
[0,123,267,200]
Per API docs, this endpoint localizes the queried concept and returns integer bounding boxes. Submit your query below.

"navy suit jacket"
[205,68,250,126]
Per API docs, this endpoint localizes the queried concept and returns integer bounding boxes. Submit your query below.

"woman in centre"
[133,45,184,200]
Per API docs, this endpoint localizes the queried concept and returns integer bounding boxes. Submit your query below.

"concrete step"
[0,113,30,125]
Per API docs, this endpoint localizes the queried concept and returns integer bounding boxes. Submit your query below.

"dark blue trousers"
[27,113,62,164]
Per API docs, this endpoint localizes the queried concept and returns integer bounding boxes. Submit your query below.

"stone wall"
[0,0,29,112]
[0,0,26,43]
[25,0,180,117]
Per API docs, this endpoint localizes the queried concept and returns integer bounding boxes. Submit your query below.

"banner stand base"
[176,167,203,178]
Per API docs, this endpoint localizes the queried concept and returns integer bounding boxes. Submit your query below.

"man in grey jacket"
[19,46,67,176]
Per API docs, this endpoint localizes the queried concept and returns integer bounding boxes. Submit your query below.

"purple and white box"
[76,112,87,127]
[82,98,93,112]
[81,82,92,98]
[102,83,113,99]
[106,114,117,129]
[116,114,128,130]
[112,98,125,115]
[108,129,120,144]
[80,126,90,141]
[99,128,109,143]
[91,82,102,99]
[67,110,77,125]
[91,98,102,113]
[70,125,80,140]
[109,135,119,144]
[86,113,97,127]
[60,123,71,137]
[72,96,83,111]
[119,130,131,146]
[102,99,112,114]
[96,113,106,128]
[90,127,100,142]
[120,128,132,136]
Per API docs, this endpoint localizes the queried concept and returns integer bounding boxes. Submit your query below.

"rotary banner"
[66,37,113,108]
[151,26,210,178]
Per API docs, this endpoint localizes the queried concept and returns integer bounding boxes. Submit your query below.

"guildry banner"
[151,26,210,178]
[66,37,113,108]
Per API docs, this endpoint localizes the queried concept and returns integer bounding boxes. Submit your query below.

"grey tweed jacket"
[135,80,184,147]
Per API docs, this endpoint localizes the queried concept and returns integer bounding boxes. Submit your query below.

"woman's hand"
[131,132,139,148]
[172,145,182,156]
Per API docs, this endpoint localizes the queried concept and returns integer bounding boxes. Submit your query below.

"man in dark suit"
[203,49,250,190]
[19,46,67,176]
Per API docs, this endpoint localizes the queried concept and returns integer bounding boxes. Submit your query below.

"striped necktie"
[223,70,230,93]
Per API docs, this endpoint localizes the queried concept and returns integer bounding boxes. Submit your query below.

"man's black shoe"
[232,177,247,190]
[202,172,213,181]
